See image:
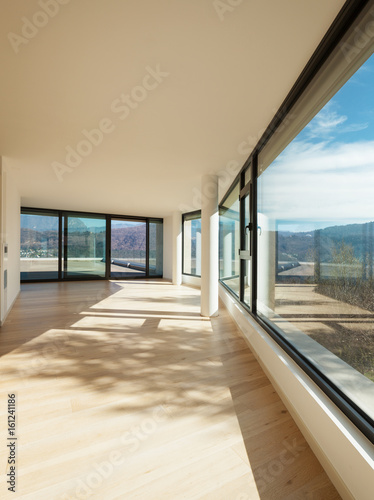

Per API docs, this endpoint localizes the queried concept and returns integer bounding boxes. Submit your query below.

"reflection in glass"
[243,194,251,306]
[257,52,374,420]
[183,213,201,276]
[110,220,146,278]
[21,212,59,280]
[219,181,240,296]
[149,220,163,276]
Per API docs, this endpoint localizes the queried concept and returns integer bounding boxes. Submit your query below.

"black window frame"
[218,0,374,444]
[182,210,202,277]
[110,217,148,279]
[218,179,241,298]
[20,207,163,282]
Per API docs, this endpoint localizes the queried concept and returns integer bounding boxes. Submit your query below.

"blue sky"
[299,54,374,144]
[259,52,374,231]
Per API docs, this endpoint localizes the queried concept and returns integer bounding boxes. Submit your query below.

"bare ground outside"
[274,284,374,382]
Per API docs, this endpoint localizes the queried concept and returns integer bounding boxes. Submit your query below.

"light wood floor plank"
[0,280,341,499]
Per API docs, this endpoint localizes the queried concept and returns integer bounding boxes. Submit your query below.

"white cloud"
[341,122,369,133]
[306,107,347,138]
[305,102,368,139]
[259,139,374,224]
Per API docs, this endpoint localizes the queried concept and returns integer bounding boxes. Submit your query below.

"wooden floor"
[0,280,341,500]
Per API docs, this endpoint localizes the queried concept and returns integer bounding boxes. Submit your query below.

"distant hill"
[278,232,313,262]
[21,217,374,263]
[218,219,374,264]
[111,226,146,254]
[21,228,59,256]
[279,222,374,262]
[20,221,146,258]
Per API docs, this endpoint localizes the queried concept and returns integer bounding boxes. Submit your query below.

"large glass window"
[21,211,59,281]
[182,212,201,276]
[110,220,146,278]
[64,215,106,278]
[241,185,252,307]
[21,209,163,281]
[219,181,240,296]
[149,220,163,276]
[217,2,374,441]
[257,52,374,424]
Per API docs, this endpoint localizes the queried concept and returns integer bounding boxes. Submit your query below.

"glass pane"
[21,212,59,280]
[243,259,251,305]
[257,52,374,422]
[244,194,250,251]
[65,216,106,278]
[219,182,240,296]
[149,220,163,276]
[110,220,146,278]
[243,194,251,305]
[183,214,201,276]
[244,166,251,185]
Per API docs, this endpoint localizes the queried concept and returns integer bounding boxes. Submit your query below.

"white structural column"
[172,211,182,285]
[257,213,275,310]
[201,175,219,317]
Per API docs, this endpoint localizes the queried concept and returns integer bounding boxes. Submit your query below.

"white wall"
[163,215,173,280]
[0,158,20,324]
[219,283,374,500]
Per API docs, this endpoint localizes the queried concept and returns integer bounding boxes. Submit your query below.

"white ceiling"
[0,0,345,218]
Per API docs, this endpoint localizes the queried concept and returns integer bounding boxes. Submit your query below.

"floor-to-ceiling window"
[64,214,106,279]
[21,209,163,282]
[257,49,374,429]
[149,219,164,276]
[20,210,59,281]
[218,3,374,441]
[110,219,146,278]
[219,182,240,296]
[240,168,252,307]
[182,211,201,276]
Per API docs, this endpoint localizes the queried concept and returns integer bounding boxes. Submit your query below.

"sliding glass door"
[149,220,164,276]
[219,182,240,296]
[21,209,163,281]
[240,181,252,307]
[64,215,106,278]
[110,220,147,278]
[219,168,253,308]
[182,212,201,276]
[21,210,59,281]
